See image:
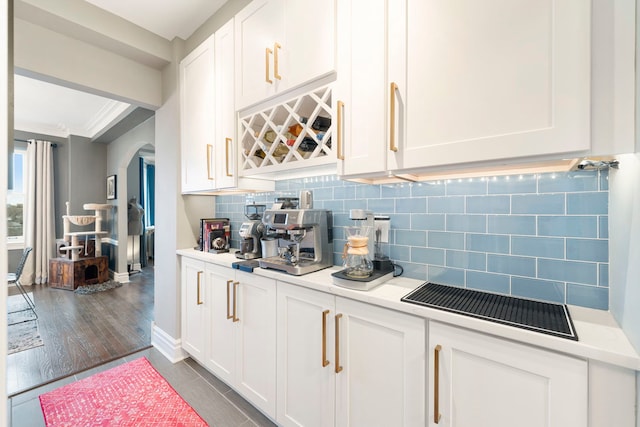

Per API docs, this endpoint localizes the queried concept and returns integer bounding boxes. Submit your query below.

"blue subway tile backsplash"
[216,170,610,310]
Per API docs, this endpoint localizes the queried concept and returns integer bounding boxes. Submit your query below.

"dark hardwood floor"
[7,263,154,397]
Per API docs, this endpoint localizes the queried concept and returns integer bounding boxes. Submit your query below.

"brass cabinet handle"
[322,310,330,367]
[265,47,273,84]
[434,344,442,424]
[196,271,203,305]
[232,281,240,322]
[337,100,345,160]
[335,313,343,373]
[389,82,399,153]
[206,144,214,180]
[274,42,282,80]
[225,138,233,177]
[226,279,233,319]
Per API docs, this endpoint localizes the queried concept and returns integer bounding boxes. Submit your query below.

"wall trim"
[112,271,130,283]
[151,321,187,363]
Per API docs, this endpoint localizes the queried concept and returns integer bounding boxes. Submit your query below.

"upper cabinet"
[235,0,336,111]
[336,0,635,179]
[180,33,216,193]
[180,18,274,194]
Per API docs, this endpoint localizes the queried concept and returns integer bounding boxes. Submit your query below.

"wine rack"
[239,85,335,176]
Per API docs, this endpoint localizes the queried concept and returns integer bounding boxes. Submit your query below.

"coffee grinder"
[235,204,266,260]
[331,209,394,290]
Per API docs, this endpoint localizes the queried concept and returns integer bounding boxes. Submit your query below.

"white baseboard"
[151,321,187,363]
[112,271,130,283]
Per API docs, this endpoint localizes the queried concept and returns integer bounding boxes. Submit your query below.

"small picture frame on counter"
[199,218,230,252]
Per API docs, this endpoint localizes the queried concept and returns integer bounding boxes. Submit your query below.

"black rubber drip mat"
[401,282,578,340]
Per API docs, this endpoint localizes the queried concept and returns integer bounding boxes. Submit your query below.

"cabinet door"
[336,0,389,176]
[429,322,587,427]
[205,264,236,384]
[276,283,335,427]
[180,36,215,192]
[283,0,336,92]
[235,0,285,110]
[234,271,277,418]
[180,258,207,362]
[335,297,425,427]
[214,18,237,190]
[392,0,590,170]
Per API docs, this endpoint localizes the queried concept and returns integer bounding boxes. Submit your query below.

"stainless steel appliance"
[259,209,333,275]
[235,205,266,260]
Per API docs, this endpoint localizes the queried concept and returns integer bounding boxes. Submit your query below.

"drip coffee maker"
[332,209,394,290]
[343,225,374,278]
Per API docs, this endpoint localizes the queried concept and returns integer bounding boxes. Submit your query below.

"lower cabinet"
[182,258,627,427]
[428,321,588,427]
[276,282,426,427]
[181,257,208,362]
[180,260,277,418]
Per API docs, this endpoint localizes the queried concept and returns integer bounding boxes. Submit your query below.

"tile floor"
[8,347,278,426]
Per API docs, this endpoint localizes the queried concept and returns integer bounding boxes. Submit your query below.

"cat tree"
[49,202,112,290]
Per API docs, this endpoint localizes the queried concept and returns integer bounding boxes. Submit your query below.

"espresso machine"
[235,204,266,260]
[259,209,333,275]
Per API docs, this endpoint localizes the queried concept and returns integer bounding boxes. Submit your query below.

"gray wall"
[127,151,141,204]
[67,135,108,223]
[9,131,106,272]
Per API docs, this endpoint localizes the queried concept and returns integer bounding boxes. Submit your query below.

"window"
[7,147,26,246]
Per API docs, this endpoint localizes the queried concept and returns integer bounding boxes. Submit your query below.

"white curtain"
[23,139,55,285]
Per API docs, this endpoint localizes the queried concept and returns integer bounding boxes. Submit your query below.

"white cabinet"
[235,0,336,110]
[180,258,208,362]
[180,34,215,193]
[277,282,425,427]
[181,260,277,419]
[337,0,632,179]
[428,321,588,427]
[180,19,274,194]
[206,264,277,418]
[212,18,237,190]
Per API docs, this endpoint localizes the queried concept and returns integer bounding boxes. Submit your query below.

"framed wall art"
[106,175,117,200]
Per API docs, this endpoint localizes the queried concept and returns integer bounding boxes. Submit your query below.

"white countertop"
[177,248,640,371]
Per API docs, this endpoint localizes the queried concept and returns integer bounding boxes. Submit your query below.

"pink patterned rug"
[39,357,208,426]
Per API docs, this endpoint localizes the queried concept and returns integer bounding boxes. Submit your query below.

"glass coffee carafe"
[343,226,373,278]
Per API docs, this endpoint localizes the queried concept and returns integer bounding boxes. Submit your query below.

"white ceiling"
[14,74,134,139]
[15,0,228,141]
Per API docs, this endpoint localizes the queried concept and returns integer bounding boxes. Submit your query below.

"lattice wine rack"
[239,85,334,176]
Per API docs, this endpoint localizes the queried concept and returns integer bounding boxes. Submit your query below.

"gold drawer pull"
[434,344,442,424]
[232,281,239,322]
[335,313,343,373]
[265,47,273,84]
[196,271,203,305]
[274,42,282,80]
[225,138,233,177]
[206,144,214,179]
[322,310,330,367]
[226,279,233,319]
[389,82,399,153]
[337,100,345,160]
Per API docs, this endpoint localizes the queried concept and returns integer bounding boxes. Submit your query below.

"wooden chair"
[7,247,37,320]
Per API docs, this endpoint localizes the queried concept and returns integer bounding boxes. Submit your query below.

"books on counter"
[199,218,231,253]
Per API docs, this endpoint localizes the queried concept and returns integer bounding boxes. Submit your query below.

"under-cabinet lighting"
[342,157,614,185]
